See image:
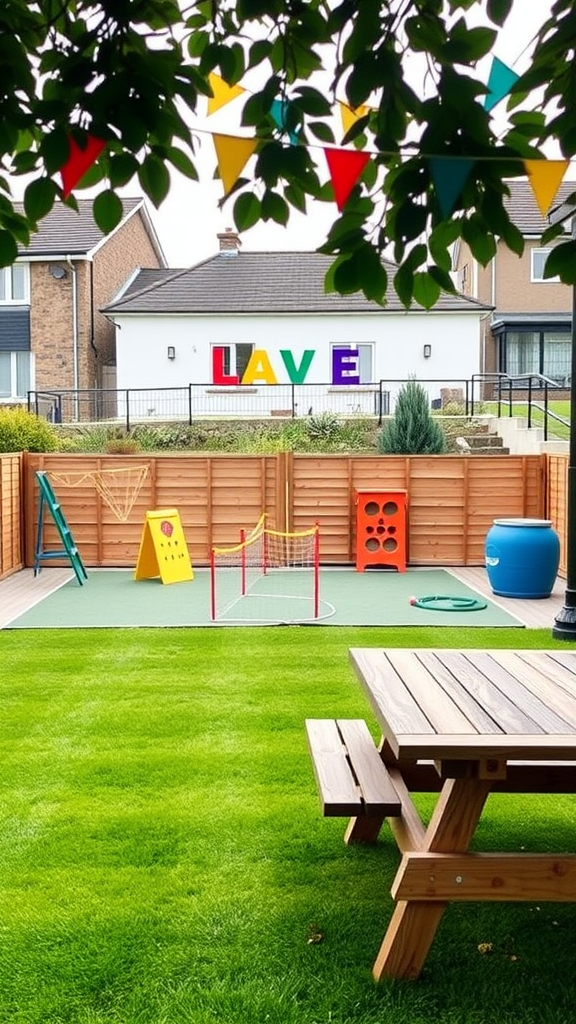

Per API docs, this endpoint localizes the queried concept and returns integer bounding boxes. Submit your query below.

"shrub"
[305,411,340,440]
[377,380,447,454]
[105,437,141,454]
[0,407,58,452]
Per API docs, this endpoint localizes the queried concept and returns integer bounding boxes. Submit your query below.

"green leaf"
[412,271,441,309]
[0,229,18,267]
[233,191,261,230]
[487,0,514,26]
[462,215,497,265]
[92,190,124,234]
[261,190,289,225]
[308,121,335,144]
[23,177,57,221]
[541,240,576,283]
[393,263,414,308]
[166,147,199,180]
[108,153,139,187]
[138,155,171,207]
[40,129,71,175]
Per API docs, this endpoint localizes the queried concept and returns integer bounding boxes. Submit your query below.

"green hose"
[412,594,488,612]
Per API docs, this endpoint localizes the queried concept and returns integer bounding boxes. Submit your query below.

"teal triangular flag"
[429,157,475,218]
[270,98,299,145]
[484,57,520,112]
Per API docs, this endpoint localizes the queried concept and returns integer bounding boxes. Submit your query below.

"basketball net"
[49,465,149,522]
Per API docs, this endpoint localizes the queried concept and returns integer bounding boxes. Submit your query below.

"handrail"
[471,371,567,441]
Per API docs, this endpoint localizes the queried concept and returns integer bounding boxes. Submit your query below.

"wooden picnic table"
[346,648,576,981]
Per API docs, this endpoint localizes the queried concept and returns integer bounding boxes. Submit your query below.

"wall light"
[167,345,176,360]
[423,344,432,359]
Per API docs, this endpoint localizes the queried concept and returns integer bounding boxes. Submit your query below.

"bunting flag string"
[53,63,574,222]
[524,159,570,216]
[483,56,520,112]
[212,133,259,195]
[207,73,246,115]
[60,134,106,198]
[338,102,371,139]
[428,157,476,218]
[323,148,371,210]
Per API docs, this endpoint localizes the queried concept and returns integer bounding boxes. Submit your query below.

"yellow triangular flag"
[524,159,569,216]
[212,134,258,195]
[339,101,370,139]
[207,73,246,115]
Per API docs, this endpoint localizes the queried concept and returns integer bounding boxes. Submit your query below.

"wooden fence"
[21,451,547,570]
[546,453,568,577]
[0,453,23,580]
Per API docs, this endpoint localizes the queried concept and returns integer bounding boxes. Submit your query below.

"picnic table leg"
[373,776,492,981]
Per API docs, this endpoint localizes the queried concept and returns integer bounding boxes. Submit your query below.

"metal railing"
[27,375,570,437]
[28,383,394,430]
[470,372,568,441]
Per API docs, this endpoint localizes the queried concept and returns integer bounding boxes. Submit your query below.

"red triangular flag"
[60,135,106,198]
[323,148,370,211]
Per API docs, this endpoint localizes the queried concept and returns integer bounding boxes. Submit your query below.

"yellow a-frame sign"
[135,509,194,584]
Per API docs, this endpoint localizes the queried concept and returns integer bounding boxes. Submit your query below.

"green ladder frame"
[34,471,88,585]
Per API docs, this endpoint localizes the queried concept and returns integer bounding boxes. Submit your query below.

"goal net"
[210,516,334,624]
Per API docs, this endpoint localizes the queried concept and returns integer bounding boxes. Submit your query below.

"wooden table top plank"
[383,650,479,735]
[392,733,576,761]
[543,651,576,679]
[433,652,546,735]
[415,651,504,734]
[349,649,434,739]
[467,652,573,735]
[520,652,576,700]
[496,652,576,731]
[349,649,576,763]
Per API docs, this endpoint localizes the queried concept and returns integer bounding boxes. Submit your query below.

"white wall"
[113,311,482,419]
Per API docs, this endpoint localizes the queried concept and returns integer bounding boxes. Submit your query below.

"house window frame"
[212,342,254,381]
[329,342,374,384]
[0,263,30,304]
[531,248,560,283]
[0,350,33,399]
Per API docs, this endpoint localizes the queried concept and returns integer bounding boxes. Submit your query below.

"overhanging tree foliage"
[1,0,575,305]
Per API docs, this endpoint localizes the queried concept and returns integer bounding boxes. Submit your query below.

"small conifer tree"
[377,379,447,454]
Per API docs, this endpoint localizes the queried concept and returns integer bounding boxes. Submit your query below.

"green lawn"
[484,401,571,439]
[1,625,575,1024]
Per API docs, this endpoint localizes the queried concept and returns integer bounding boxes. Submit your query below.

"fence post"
[188,384,193,425]
[125,390,130,433]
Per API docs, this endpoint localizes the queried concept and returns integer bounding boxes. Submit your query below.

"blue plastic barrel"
[485,518,560,599]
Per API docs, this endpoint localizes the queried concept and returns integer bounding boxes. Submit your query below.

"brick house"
[0,197,166,406]
[452,179,574,389]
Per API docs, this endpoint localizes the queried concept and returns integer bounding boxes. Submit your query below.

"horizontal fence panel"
[22,452,547,572]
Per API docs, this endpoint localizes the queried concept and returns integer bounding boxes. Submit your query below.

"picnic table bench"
[306,648,576,980]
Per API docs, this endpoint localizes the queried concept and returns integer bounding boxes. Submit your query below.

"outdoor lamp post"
[549,203,576,640]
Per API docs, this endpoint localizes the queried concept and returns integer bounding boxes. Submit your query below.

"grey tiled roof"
[103,252,491,315]
[16,197,144,256]
[504,180,576,235]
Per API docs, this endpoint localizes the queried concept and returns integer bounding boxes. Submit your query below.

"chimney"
[217,227,242,255]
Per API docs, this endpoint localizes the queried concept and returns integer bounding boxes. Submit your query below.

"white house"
[103,231,492,420]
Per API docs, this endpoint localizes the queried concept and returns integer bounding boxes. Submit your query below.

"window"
[0,351,32,398]
[499,328,571,386]
[0,263,29,303]
[542,333,571,384]
[214,343,254,381]
[531,249,560,282]
[330,343,373,384]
